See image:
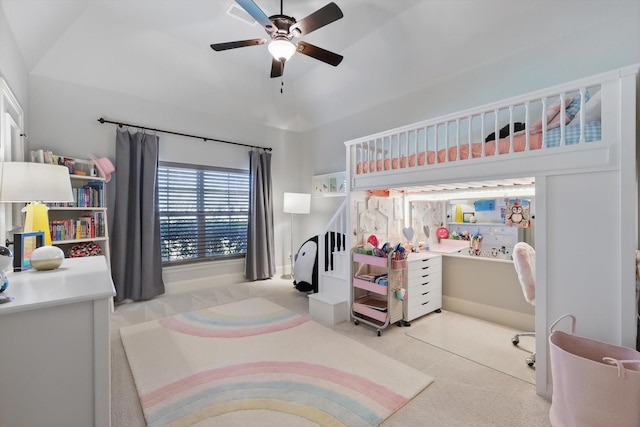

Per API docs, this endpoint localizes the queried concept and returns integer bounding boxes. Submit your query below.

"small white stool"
[308,293,347,325]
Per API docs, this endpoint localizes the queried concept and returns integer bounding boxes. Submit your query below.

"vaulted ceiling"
[1,0,637,132]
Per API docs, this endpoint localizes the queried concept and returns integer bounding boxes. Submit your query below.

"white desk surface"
[417,239,471,254]
[0,255,116,314]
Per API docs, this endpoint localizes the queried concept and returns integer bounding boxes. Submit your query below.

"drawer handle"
[421,266,430,270]
[421,291,430,296]
[420,282,431,286]
[421,274,431,278]
[421,300,431,306]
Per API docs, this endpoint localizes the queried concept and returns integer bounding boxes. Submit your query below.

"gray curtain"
[245,150,275,280]
[111,129,165,302]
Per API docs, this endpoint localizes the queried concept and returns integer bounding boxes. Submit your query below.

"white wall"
[299,23,640,253]
[8,1,640,291]
[0,6,28,110]
[27,75,307,284]
[302,7,640,229]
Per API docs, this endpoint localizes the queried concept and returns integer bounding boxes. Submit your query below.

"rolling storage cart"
[351,250,405,336]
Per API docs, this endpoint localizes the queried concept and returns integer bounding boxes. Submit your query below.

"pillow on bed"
[531,92,590,131]
[565,90,590,120]
[530,98,572,131]
[568,90,601,125]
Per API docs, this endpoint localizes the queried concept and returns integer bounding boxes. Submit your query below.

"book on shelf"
[30,150,98,177]
[49,211,105,241]
[47,180,104,208]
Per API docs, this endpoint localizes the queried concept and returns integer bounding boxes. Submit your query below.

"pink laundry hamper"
[548,314,640,427]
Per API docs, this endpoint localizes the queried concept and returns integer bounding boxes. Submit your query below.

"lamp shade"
[268,39,296,62]
[0,162,74,203]
[283,192,311,214]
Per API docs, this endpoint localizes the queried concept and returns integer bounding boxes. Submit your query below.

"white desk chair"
[511,242,536,367]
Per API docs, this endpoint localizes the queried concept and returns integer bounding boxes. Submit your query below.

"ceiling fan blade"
[290,2,343,36]
[297,41,343,66]
[235,0,273,30]
[210,39,266,51]
[270,58,284,78]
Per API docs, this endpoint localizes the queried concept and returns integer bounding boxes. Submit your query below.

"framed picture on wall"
[313,171,346,197]
[462,212,474,223]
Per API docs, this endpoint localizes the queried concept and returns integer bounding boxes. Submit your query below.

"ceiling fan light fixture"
[268,39,296,62]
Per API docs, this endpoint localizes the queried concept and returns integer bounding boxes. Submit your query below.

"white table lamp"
[283,192,311,279]
[0,162,74,246]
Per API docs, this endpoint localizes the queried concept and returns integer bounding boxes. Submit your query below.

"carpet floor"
[405,310,536,384]
[111,277,552,427]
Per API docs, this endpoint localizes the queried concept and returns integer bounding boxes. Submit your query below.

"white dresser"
[0,256,115,427]
[405,252,442,321]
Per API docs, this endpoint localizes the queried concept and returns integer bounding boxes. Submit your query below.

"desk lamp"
[282,192,311,279]
[0,162,74,246]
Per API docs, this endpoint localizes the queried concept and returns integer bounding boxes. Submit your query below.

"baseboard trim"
[442,295,535,332]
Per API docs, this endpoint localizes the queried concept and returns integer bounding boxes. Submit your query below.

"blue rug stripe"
[181,309,299,327]
[147,380,383,427]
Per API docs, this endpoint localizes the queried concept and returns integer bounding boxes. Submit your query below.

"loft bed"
[345,66,637,191]
[342,64,639,400]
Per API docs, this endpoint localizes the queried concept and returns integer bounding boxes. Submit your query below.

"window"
[158,162,249,264]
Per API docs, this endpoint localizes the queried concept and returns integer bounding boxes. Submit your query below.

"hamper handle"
[549,314,576,335]
[603,357,640,379]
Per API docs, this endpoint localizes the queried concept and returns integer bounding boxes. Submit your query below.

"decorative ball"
[30,245,65,271]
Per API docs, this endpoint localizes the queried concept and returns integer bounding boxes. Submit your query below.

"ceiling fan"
[211,0,344,78]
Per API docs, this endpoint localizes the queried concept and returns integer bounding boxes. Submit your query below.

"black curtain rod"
[97,117,272,152]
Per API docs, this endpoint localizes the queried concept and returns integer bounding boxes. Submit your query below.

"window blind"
[158,162,249,264]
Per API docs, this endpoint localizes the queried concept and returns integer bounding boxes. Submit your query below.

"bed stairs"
[309,198,351,324]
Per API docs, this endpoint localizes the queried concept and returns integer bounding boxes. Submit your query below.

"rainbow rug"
[120,297,433,427]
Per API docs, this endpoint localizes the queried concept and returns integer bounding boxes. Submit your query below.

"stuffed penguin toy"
[293,235,318,293]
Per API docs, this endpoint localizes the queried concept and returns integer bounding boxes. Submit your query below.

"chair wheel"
[512,337,520,345]
[377,330,381,337]
[526,358,535,367]
[354,319,359,325]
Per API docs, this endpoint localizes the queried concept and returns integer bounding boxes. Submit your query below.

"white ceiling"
[1,0,637,132]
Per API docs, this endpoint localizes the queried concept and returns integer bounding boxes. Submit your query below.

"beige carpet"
[121,297,434,427]
[405,310,536,384]
[111,278,553,427]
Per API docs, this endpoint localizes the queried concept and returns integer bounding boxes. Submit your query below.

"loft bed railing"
[344,66,638,190]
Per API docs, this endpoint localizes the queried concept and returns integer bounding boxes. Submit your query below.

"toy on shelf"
[0,246,14,303]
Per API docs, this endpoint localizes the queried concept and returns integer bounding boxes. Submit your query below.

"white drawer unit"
[404,253,443,322]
